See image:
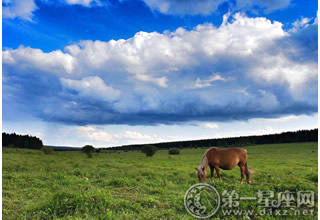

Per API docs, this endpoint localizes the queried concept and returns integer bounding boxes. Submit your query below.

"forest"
[2,132,43,149]
[106,129,318,151]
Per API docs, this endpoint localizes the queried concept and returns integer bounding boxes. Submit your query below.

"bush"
[169,148,180,155]
[141,145,157,157]
[81,145,95,158]
[41,146,54,155]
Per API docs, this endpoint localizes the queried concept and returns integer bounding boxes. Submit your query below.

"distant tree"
[169,148,180,155]
[41,146,54,155]
[2,132,43,149]
[141,145,157,157]
[82,145,95,158]
[96,148,101,153]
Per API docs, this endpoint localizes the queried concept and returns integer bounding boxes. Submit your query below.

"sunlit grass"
[3,142,317,219]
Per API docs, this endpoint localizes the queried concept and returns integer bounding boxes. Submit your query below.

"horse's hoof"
[247,181,252,184]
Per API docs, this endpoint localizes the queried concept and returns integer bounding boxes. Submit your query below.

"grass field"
[2,142,318,219]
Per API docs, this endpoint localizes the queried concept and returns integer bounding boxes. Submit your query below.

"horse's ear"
[201,166,205,172]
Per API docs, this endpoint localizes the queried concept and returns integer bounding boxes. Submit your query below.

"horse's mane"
[199,156,208,169]
[199,147,216,168]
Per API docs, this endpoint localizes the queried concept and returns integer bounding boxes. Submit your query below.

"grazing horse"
[196,147,252,184]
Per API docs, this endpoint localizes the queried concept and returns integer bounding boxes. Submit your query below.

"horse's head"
[195,166,206,183]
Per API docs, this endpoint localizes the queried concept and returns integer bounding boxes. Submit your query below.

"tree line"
[2,129,317,151]
[2,132,43,149]
[105,129,318,151]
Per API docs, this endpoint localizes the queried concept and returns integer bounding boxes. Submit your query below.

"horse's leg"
[209,165,215,183]
[239,164,245,184]
[215,166,222,181]
[245,163,251,184]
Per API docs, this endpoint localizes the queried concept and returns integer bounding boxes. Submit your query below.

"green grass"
[3,142,318,219]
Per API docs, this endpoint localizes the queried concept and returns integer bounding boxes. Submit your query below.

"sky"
[2,0,318,147]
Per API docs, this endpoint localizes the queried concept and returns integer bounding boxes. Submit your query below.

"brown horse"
[196,147,252,184]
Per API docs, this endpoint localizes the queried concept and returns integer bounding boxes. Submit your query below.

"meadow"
[2,142,318,219]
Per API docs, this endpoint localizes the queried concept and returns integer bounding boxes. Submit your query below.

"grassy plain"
[2,142,318,219]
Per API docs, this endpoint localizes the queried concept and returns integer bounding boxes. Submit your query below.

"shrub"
[81,145,95,158]
[141,145,157,157]
[169,148,180,155]
[307,173,318,183]
[41,146,54,155]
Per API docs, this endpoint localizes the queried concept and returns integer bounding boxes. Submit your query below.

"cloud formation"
[202,123,219,129]
[194,74,229,88]
[3,0,292,22]
[3,0,101,21]
[3,0,37,21]
[65,0,100,7]
[3,47,74,74]
[142,0,222,16]
[76,126,165,144]
[60,76,121,102]
[141,0,291,16]
[3,13,317,126]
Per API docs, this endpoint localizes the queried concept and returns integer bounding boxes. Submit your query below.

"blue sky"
[3,0,318,147]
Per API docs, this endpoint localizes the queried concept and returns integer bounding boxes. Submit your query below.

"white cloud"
[248,126,274,135]
[77,126,114,142]
[135,74,168,88]
[194,74,229,88]
[60,76,120,101]
[5,13,300,88]
[117,130,166,143]
[3,46,74,74]
[76,126,165,145]
[290,17,312,32]
[250,54,317,92]
[3,0,103,22]
[3,0,37,21]
[252,115,301,123]
[121,131,153,140]
[237,87,250,96]
[65,0,100,7]
[202,123,219,129]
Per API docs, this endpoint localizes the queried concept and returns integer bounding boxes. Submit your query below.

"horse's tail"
[245,162,255,175]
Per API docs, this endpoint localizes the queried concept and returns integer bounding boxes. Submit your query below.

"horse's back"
[206,147,248,169]
[207,147,247,156]
[219,147,248,161]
